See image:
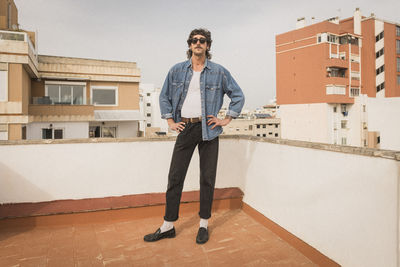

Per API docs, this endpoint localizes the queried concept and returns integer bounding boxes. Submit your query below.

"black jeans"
[164,122,219,222]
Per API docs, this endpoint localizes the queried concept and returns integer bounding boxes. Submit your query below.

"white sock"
[200,218,208,229]
[160,220,174,233]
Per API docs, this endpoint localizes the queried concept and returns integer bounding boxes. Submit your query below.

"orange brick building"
[276,9,400,149]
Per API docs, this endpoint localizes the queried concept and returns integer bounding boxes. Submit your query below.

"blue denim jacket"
[159,59,245,141]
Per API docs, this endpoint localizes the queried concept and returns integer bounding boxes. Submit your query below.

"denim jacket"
[159,59,245,141]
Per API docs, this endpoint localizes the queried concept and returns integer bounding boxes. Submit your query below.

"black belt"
[181,117,202,123]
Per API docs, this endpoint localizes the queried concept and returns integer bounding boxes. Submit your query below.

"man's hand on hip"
[207,115,232,129]
[167,119,186,133]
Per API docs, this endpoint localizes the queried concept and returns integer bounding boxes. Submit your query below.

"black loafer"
[196,227,209,244]
[144,227,176,242]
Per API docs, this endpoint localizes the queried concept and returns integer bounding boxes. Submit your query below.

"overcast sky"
[14,0,400,109]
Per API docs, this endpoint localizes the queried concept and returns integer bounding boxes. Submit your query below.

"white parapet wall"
[0,137,399,267]
[367,97,400,151]
[0,138,245,203]
[241,139,400,267]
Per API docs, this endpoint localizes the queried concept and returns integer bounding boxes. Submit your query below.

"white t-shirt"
[181,71,202,118]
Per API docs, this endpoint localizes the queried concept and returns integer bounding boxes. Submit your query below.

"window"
[397,40,400,54]
[42,129,52,139]
[147,93,151,96]
[54,129,63,139]
[317,36,321,43]
[146,103,151,106]
[102,127,116,138]
[262,124,266,128]
[397,26,400,37]
[363,105,366,112]
[146,113,151,117]
[256,124,260,129]
[341,120,347,129]
[376,65,385,75]
[92,86,117,106]
[377,82,385,92]
[339,35,359,45]
[375,31,384,42]
[249,125,253,130]
[275,133,278,137]
[42,128,63,140]
[341,137,347,145]
[275,124,278,128]
[376,48,384,58]
[350,88,360,97]
[327,34,338,44]
[398,58,400,72]
[351,72,360,80]
[22,126,26,140]
[262,134,266,137]
[257,134,260,137]
[341,104,347,113]
[269,132,272,135]
[327,67,346,78]
[0,70,7,102]
[377,136,380,144]
[46,82,85,105]
[89,126,116,138]
[333,106,337,113]
[147,123,151,127]
[326,86,345,95]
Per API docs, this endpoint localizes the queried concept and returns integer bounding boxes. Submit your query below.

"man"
[144,28,245,244]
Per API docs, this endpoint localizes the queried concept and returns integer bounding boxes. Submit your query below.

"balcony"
[0,136,399,266]
[28,102,95,122]
[325,58,348,69]
[0,30,38,77]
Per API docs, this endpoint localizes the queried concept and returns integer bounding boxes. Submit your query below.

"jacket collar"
[186,58,210,70]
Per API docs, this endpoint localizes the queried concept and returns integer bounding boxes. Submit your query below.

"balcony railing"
[0,29,38,61]
[0,30,24,41]
[32,96,90,105]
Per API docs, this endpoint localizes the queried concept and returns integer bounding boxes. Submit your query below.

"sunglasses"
[190,38,207,44]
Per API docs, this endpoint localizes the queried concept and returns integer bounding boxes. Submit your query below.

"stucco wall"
[367,97,400,150]
[0,137,399,267]
[279,103,330,143]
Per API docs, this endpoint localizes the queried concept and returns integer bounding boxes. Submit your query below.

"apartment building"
[139,84,169,137]
[219,106,281,138]
[276,9,400,149]
[0,0,142,140]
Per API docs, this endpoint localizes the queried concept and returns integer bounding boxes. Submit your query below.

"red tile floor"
[0,208,317,266]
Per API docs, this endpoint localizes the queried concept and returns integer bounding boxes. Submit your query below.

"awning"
[94,110,145,121]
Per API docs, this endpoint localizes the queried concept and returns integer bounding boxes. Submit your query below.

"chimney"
[296,17,306,29]
[354,8,361,35]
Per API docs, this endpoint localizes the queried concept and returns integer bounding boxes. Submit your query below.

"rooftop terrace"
[0,136,399,266]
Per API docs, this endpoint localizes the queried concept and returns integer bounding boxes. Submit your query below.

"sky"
[14,0,400,109]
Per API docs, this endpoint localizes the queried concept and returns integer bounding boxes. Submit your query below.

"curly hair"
[186,28,212,60]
